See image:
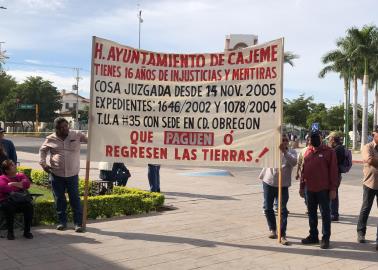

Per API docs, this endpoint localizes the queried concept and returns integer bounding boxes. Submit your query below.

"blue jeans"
[51,174,83,226]
[148,164,160,192]
[306,189,331,240]
[263,182,289,236]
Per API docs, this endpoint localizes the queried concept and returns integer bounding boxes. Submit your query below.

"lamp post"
[345,59,351,148]
[137,7,143,49]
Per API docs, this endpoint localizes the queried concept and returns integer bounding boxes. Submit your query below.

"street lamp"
[345,58,351,148]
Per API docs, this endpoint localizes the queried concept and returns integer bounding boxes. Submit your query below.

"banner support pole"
[277,37,284,243]
[82,36,96,229]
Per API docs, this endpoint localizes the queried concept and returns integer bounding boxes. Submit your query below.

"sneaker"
[301,235,319,245]
[75,225,84,233]
[23,232,34,239]
[357,233,366,243]
[281,236,289,246]
[268,230,277,239]
[7,232,15,240]
[320,239,330,249]
[331,215,339,222]
[56,224,67,231]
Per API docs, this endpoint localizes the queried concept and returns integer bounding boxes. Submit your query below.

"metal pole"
[345,61,351,148]
[138,10,142,49]
[35,104,39,132]
[75,68,80,129]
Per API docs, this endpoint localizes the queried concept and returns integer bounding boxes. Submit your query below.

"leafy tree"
[71,105,89,124]
[10,76,62,129]
[306,103,328,129]
[283,94,313,128]
[0,73,17,121]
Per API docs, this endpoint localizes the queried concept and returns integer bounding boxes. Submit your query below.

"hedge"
[33,193,164,225]
[113,186,165,208]
[17,166,32,180]
[15,167,165,225]
[22,168,93,195]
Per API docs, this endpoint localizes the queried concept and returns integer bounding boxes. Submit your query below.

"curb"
[352,160,363,164]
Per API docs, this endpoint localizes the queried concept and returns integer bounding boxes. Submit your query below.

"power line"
[6,61,89,72]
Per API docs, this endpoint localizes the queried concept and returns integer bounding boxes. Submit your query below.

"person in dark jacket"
[327,131,345,221]
[300,131,338,249]
[0,128,17,164]
[0,144,8,175]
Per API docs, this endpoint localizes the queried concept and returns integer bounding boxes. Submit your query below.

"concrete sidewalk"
[0,152,377,270]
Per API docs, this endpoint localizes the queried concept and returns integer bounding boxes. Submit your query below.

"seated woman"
[0,159,33,240]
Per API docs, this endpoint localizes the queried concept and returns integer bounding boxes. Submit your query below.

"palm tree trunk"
[361,73,369,149]
[353,75,358,150]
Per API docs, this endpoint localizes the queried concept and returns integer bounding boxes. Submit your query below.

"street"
[8,134,365,188]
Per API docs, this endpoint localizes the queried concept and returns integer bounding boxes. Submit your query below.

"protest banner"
[86,37,284,168]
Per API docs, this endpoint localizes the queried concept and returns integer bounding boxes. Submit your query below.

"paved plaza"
[0,147,377,270]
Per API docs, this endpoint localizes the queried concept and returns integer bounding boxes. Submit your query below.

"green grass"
[29,184,54,201]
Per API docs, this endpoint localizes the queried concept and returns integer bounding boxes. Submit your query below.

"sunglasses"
[282,139,289,142]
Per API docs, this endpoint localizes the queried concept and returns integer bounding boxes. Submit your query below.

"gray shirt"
[259,149,297,187]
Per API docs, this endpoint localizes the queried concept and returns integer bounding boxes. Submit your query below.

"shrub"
[112,186,165,208]
[14,166,166,226]
[31,169,49,186]
[17,166,32,180]
[78,178,94,196]
[33,193,163,225]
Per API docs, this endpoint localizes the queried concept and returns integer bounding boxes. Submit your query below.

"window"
[65,103,69,109]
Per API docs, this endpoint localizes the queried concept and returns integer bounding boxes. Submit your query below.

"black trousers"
[357,185,378,238]
[0,200,33,233]
[306,190,331,240]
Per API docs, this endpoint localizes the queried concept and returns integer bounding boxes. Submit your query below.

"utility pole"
[35,104,39,133]
[73,68,82,129]
[137,4,143,49]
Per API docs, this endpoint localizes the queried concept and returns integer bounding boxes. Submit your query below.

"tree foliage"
[0,74,62,128]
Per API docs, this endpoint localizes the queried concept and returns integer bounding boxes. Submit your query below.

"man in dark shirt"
[300,131,338,249]
[327,132,345,221]
[0,128,17,164]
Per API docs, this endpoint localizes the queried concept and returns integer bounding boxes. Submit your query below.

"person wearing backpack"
[327,132,346,221]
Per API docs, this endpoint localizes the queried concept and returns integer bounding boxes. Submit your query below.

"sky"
[0,0,377,107]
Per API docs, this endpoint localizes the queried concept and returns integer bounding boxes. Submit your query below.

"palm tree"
[369,60,378,126]
[345,25,378,148]
[319,48,350,145]
[336,36,364,150]
[284,51,299,67]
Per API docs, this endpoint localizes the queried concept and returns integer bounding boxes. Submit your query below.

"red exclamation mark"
[255,147,269,163]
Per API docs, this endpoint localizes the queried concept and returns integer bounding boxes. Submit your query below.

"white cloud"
[15,0,65,11]
[0,0,377,106]
[24,59,42,64]
[7,69,90,97]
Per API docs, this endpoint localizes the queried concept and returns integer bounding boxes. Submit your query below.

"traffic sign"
[18,104,35,109]
[311,122,319,132]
